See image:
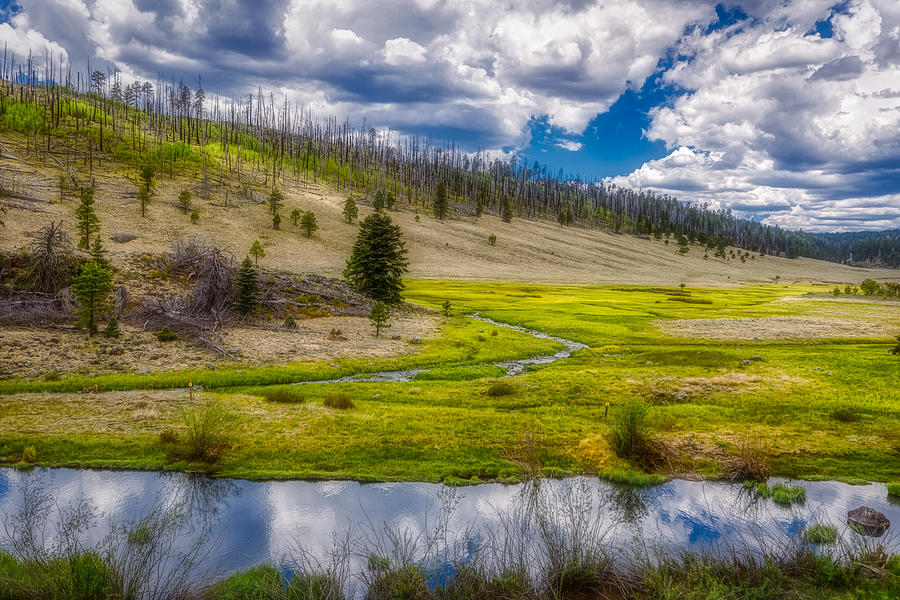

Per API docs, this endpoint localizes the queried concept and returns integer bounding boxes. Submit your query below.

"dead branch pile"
[132,238,237,355]
[258,272,371,316]
[22,221,81,293]
[0,289,74,325]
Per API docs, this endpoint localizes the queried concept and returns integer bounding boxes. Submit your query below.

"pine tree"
[433,181,448,220]
[234,257,259,316]
[72,260,113,336]
[138,185,151,218]
[500,195,512,223]
[75,187,99,249]
[300,211,318,238]
[290,208,301,227]
[369,301,390,337]
[178,188,192,214]
[268,188,284,215]
[343,197,358,223]
[103,317,121,339]
[372,190,385,212]
[190,209,200,224]
[90,235,110,269]
[386,192,396,210]
[139,166,154,192]
[249,240,265,265]
[344,212,409,305]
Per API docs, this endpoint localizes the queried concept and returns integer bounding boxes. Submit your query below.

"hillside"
[0,142,897,287]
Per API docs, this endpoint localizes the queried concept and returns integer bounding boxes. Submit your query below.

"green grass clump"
[323,393,354,410]
[829,405,861,422]
[771,484,806,504]
[887,482,900,497]
[756,483,772,498]
[287,573,346,600]
[206,564,283,599]
[666,296,713,304]
[607,400,653,462]
[486,381,516,396]
[364,558,428,600]
[258,387,306,403]
[414,364,505,381]
[804,524,838,545]
[176,400,236,463]
[155,326,177,342]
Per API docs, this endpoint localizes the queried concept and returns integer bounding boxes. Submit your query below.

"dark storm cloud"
[809,55,864,81]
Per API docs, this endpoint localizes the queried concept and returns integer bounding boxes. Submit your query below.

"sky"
[0,0,898,232]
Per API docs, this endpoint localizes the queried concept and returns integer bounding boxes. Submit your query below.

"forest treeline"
[0,55,897,267]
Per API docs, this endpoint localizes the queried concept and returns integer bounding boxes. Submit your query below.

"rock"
[135,368,150,375]
[740,359,752,366]
[750,354,763,361]
[410,337,422,345]
[205,364,217,370]
[329,363,340,368]
[391,334,401,340]
[847,506,890,537]
[674,391,689,403]
[814,366,824,371]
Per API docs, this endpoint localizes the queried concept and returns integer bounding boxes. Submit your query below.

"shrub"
[607,400,653,461]
[260,388,306,403]
[488,234,496,246]
[804,524,837,544]
[155,326,177,342]
[176,400,236,462]
[283,314,298,329]
[486,381,516,396]
[103,318,121,338]
[190,209,200,224]
[323,393,355,410]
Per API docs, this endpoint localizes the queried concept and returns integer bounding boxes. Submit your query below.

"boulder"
[847,506,890,537]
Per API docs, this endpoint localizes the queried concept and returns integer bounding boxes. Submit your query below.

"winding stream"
[294,312,588,385]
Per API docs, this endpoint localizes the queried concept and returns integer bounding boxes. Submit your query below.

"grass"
[0,282,898,483]
[888,482,900,497]
[804,524,838,544]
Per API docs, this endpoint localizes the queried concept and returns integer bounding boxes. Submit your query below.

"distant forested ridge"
[0,58,897,268]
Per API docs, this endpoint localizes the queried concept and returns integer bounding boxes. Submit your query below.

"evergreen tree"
[677,234,690,255]
[178,188,192,214]
[138,185,151,218]
[75,186,99,249]
[369,301,390,337]
[249,240,265,265]
[72,260,112,336]
[290,207,301,227]
[300,211,318,238]
[343,197,358,223]
[500,195,512,223]
[372,190,385,211]
[273,212,281,230]
[344,212,409,305]
[234,257,259,316]
[433,181,448,220]
[103,317,121,339]
[89,235,110,269]
[139,166,154,192]
[386,192,396,210]
[268,188,284,215]
[190,209,200,224]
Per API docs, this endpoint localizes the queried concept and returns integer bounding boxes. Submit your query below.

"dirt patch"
[0,314,439,379]
[642,372,805,403]
[658,316,894,340]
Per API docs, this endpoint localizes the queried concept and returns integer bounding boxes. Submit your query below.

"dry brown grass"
[659,316,895,340]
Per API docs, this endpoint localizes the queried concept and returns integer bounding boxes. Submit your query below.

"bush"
[156,326,177,342]
[488,234,496,246]
[176,400,236,462]
[190,209,200,224]
[103,318,121,338]
[323,393,355,410]
[283,314,298,329]
[607,400,653,461]
[804,524,837,544]
[259,388,306,403]
[486,381,516,397]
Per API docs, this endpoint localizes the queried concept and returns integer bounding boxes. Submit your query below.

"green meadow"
[0,282,897,484]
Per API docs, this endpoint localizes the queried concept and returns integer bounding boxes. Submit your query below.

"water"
[291,312,589,385]
[0,468,895,584]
